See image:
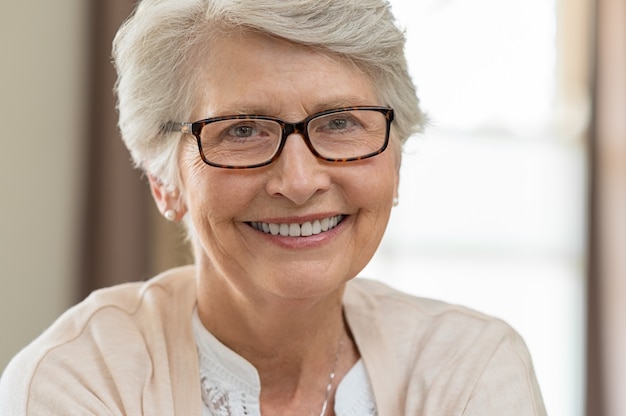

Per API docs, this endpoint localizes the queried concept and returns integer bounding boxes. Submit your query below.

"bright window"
[361,2,587,415]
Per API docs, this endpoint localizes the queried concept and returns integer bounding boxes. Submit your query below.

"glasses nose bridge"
[279,119,317,155]
[274,118,321,163]
[281,120,309,142]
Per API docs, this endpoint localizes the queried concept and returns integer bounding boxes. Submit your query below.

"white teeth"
[312,220,322,234]
[301,222,313,237]
[249,215,344,237]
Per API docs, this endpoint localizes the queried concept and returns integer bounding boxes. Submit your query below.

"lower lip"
[247,218,347,249]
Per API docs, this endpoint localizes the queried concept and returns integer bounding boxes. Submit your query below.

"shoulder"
[0,266,197,414]
[29,265,196,350]
[345,278,522,358]
[344,279,545,414]
[345,278,511,336]
[81,265,197,315]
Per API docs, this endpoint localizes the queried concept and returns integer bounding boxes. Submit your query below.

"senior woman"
[1,0,546,415]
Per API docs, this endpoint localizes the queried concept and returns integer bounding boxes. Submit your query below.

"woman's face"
[169,31,400,301]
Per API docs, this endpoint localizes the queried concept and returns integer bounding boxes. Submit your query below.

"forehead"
[190,30,381,119]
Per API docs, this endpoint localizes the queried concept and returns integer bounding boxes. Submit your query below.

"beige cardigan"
[0,266,546,415]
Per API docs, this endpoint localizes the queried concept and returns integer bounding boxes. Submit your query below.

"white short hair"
[113,0,424,188]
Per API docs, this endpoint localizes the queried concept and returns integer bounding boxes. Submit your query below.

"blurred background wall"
[0,1,624,415]
[0,0,88,373]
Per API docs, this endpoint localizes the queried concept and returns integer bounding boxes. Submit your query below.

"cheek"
[343,167,396,277]
[179,146,262,222]
[389,141,401,195]
[352,154,399,205]
[179,147,221,226]
[180,144,230,205]
[349,156,398,250]
[180,145,208,190]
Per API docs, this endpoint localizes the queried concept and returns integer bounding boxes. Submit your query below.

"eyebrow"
[309,97,381,113]
[210,97,380,118]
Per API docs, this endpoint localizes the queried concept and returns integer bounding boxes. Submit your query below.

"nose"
[265,133,331,205]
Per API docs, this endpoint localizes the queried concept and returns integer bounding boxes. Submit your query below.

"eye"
[312,113,363,135]
[227,123,258,138]
[326,116,355,130]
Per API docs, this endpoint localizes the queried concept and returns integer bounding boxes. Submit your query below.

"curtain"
[588,0,626,415]
[79,1,189,300]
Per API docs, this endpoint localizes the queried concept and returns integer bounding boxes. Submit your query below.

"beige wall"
[0,1,87,371]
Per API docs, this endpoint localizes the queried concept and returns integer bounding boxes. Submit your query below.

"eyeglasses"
[166,106,394,169]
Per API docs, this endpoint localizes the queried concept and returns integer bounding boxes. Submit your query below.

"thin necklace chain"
[319,334,345,416]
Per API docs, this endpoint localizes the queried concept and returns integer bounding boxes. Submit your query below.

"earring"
[392,197,399,207]
[164,209,177,221]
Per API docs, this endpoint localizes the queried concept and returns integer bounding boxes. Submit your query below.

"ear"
[148,175,187,221]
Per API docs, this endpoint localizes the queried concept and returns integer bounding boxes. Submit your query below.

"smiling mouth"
[248,215,345,237]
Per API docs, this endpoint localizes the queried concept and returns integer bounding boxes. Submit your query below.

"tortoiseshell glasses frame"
[165,106,395,169]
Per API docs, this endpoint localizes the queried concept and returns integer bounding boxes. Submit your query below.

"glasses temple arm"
[162,122,193,134]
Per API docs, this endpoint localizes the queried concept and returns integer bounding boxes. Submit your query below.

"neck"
[195,263,349,373]
[203,289,344,352]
